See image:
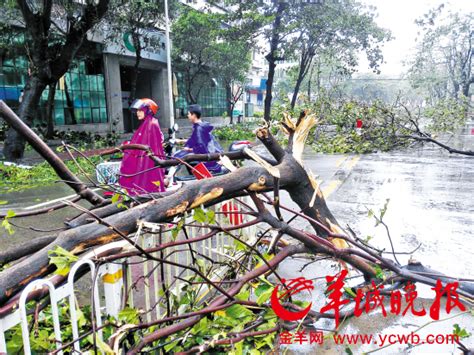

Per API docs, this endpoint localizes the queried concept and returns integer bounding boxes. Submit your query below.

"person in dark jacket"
[174,104,223,173]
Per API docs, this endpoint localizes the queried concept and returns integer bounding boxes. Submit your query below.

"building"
[0,0,269,137]
[0,5,229,136]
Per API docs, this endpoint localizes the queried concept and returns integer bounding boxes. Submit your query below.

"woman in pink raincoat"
[119,98,166,195]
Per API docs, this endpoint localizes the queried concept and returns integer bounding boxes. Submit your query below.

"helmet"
[130,98,159,115]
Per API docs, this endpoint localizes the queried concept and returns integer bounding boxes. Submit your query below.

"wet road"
[277,122,474,354]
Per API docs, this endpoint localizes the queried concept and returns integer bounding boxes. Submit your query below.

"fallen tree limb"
[0,111,373,304]
[1,104,473,353]
[402,134,474,156]
[0,100,105,205]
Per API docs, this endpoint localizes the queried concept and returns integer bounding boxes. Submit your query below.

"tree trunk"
[263,2,286,122]
[226,83,234,124]
[3,76,46,161]
[461,82,471,98]
[291,50,314,109]
[130,32,142,107]
[64,80,77,125]
[307,63,314,98]
[45,82,56,140]
[291,68,306,109]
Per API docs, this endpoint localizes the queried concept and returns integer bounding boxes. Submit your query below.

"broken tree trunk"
[0,104,372,305]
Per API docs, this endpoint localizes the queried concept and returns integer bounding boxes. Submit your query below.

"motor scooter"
[96,123,252,194]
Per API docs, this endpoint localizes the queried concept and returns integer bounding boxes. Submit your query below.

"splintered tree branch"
[404,134,474,156]
[0,109,371,303]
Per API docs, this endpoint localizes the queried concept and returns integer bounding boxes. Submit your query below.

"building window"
[0,34,107,126]
[46,59,107,125]
[175,72,227,118]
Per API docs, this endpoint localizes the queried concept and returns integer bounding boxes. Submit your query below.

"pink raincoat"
[119,114,166,195]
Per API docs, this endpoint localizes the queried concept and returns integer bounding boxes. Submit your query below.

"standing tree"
[103,0,174,107]
[288,0,391,108]
[409,6,473,103]
[171,4,254,112]
[1,0,111,162]
[211,38,252,124]
[171,6,221,104]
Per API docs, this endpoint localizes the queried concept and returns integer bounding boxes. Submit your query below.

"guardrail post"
[0,322,7,354]
[102,263,124,318]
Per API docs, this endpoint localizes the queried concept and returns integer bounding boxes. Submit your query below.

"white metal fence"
[0,198,256,354]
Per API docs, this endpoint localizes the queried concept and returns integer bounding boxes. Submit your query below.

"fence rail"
[0,198,256,354]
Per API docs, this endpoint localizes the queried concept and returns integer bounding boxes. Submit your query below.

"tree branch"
[0,101,105,205]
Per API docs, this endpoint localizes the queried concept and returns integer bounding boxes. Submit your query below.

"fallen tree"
[0,100,472,353]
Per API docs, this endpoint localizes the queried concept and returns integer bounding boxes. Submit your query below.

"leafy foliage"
[171,5,254,105]
[0,156,100,194]
[286,0,391,107]
[48,246,79,276]
[4,301,116,353]
[213,122,257,141]
[408,7,473,102]
[1,210,16,235]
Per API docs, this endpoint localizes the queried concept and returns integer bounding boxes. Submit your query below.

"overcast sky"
[357,0,474,76]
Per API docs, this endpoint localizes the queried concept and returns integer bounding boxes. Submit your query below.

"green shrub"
[213,122,257,141]
[0,156,101,194]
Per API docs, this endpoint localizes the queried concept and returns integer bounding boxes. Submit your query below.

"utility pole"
[164,0,175,138]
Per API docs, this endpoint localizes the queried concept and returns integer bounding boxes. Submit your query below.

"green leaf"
[6,210,15,218]
[453,323,471,338]
[225,304,253,319]
[118,307,139,324]
[206,209,216,224]
[86,335,115,354]
[164,339,180,353]
[1,218,15,235]
[345,346,353,355]
[380,199,390,220]
[229,340,244,355]
[374,264,385,280]
[172,217,185,240]
[48,246,79,276]
[193,206,207,223]
[235,286,250,301]
[0,200,8,205]
[191,317,208,335]
[234,239,248,252]
[117,203,128,210]
[255,283,273,305]
[111,193,120,204]
[344,287,357,298]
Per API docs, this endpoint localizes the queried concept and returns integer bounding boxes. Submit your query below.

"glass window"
[1,35,108,127]
[54,108,65,125]
[97,76,105,92]
[89,76,98,91]
[175,73,227,118]
[83,108,92,123]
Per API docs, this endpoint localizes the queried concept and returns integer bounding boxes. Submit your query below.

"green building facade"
[0,54,108,127]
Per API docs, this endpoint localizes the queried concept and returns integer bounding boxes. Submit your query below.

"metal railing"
[0,198,256,354]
